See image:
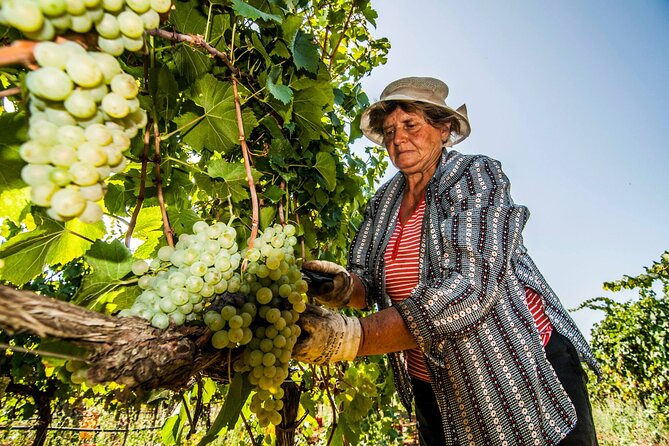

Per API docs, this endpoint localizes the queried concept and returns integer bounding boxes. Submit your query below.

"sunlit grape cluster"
[120,221,242,329]
[124,221,307,427]
[20,41,146,222]
[62,359,93,387]
[0,0,171,53]
[226,223,307,427]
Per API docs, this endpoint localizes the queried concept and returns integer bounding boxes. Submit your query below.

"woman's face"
[382,107,451,177]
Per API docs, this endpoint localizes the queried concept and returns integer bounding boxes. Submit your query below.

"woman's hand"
[292,304,361,365]
[301,260,354,308]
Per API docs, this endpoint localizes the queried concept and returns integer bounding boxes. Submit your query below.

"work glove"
[293,304,361,365]
[301,260,354,308]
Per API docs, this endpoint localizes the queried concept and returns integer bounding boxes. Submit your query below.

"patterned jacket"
[348,149,601,446]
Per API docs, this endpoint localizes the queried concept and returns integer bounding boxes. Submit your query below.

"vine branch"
[125,123,151,248]
[153,118,174,246]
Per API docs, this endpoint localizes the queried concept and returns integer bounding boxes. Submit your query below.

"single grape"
[69,161,100,186]
[30,182,58,207]
[48,167,73,187]
[66,54,103,88]
[126,0,150,13]
[64,90,98,119]
[97,36,125,57]
[50,188,86,217]
[65,0,87,15]
[78,183,104,201]
[131,260,150,276]
[211,330,230,349]
[95,12,120,39]
[37,0,68,17]
[122,35,145,52]
[151,312,169,329]
[85,123,113,146]
[21,164,53,186]
[70,12,93,33]
[150,0,171,14]
[117,10,143,38]
[33,41,67,69]
[101,92,130,118]
[3,0,44,33]
[101,0,124,11]
[110,73,139,99]
[26,67,73,101]
[140,8,159,28]
[50,13,72,30]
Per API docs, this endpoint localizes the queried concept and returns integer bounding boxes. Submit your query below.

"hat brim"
[360,98,471,147]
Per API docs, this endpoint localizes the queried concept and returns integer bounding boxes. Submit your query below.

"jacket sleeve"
[395,156,530,349]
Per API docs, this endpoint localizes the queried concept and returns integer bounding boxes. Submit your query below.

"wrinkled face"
[382,108,451,176]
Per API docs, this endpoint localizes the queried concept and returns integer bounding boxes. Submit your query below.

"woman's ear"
[441,121,452,143]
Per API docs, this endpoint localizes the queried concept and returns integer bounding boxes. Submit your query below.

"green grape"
[122,35,144,52]
[26,67,73,101]
[63,90,97,119]
[65,0,87,15]
[126,0,150,13]
[66,54,103,88]
[101,0,123,11]
[101,92,130,118]
[256,287,273,305]
[132,260,149,276]
[21,164,53,186]
[168,310,186,326]
[3,0,44,33]
[50,13,71,30]
[48,168,73,187]
[79,183,104,201]
[97,36,125,56]
[211,330,230,349]
[69,161,100,186]
[37,0,67,16]
[70,12,93,33]
[117,9,143,38]
[151,312,169,329]
[220,305,236,321]
[204,311,224,331]
[228,315,243,329]
[95,12,120,38]
[19,140,51,165]
[85,123,113,145]
[50,188,86,217]
[80,199,104,222]
[228,327,244,343]
[185,275,204,293]
[30,182,58,207]
[150,0,171,13]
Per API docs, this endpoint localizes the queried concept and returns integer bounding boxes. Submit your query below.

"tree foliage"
[580,251,669,423]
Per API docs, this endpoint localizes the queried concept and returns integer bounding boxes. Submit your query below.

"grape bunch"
[124,221,308,427]
[120,221,243,329]
[223,223,307,428]
[0,0,171,53]
[19,40,146,222]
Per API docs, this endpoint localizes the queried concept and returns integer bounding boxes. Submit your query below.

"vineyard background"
[0,0,668,445]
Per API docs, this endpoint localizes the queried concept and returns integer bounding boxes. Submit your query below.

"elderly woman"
[294,77,600,446]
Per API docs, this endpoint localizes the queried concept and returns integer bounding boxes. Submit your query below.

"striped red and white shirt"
[384,196,553,383]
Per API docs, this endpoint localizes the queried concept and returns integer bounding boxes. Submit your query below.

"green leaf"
[207,159,258,203]
[104,182,133,216]
[262,184,284,203]
[132,206,165,259]
[177,74,258,153]
[73,240,135,310]
[197,373,252,446]
[315,152,337,191]
[173,46,214,85]
[230,0,281,23]
[169,0,207,34]
[168,209,201,236]
[292,30,320,73]
[161,412,185,446]
[267,67,293,105]
[0,219,103,286]
[259,206,276,229]
[292,77,334,144]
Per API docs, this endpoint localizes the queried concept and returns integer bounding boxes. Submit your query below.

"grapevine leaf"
[207,159,259,203]
[169,0,207,34]
[262,184,284,203]
[173,46,214,86]
[72,240,135,310]
[132,206,165,259]
[197,373,252,445]
[0,219,103,286]
[104,182,133,216]
[292,30,320,73]
[230,0,281,23]
[267,67,293,105]
[161,412,185,446]
[178,74,258,153]
[259,207,276,229]
[0,187,30,225]
[149,66,179,121]
[169,209,201,236]
[314,152,337,191]
[293,77,334,144]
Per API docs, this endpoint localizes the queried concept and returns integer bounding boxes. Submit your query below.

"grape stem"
[125,123,151,248]
[0,87,21,98]
[0,40,37,68]
[153,118,174,247]
[232,77,260,257]
[145,28,242,78]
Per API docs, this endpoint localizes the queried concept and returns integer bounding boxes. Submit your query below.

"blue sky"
[357,0,669,337]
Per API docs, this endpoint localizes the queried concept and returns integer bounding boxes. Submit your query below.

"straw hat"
[360,77,471,146]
